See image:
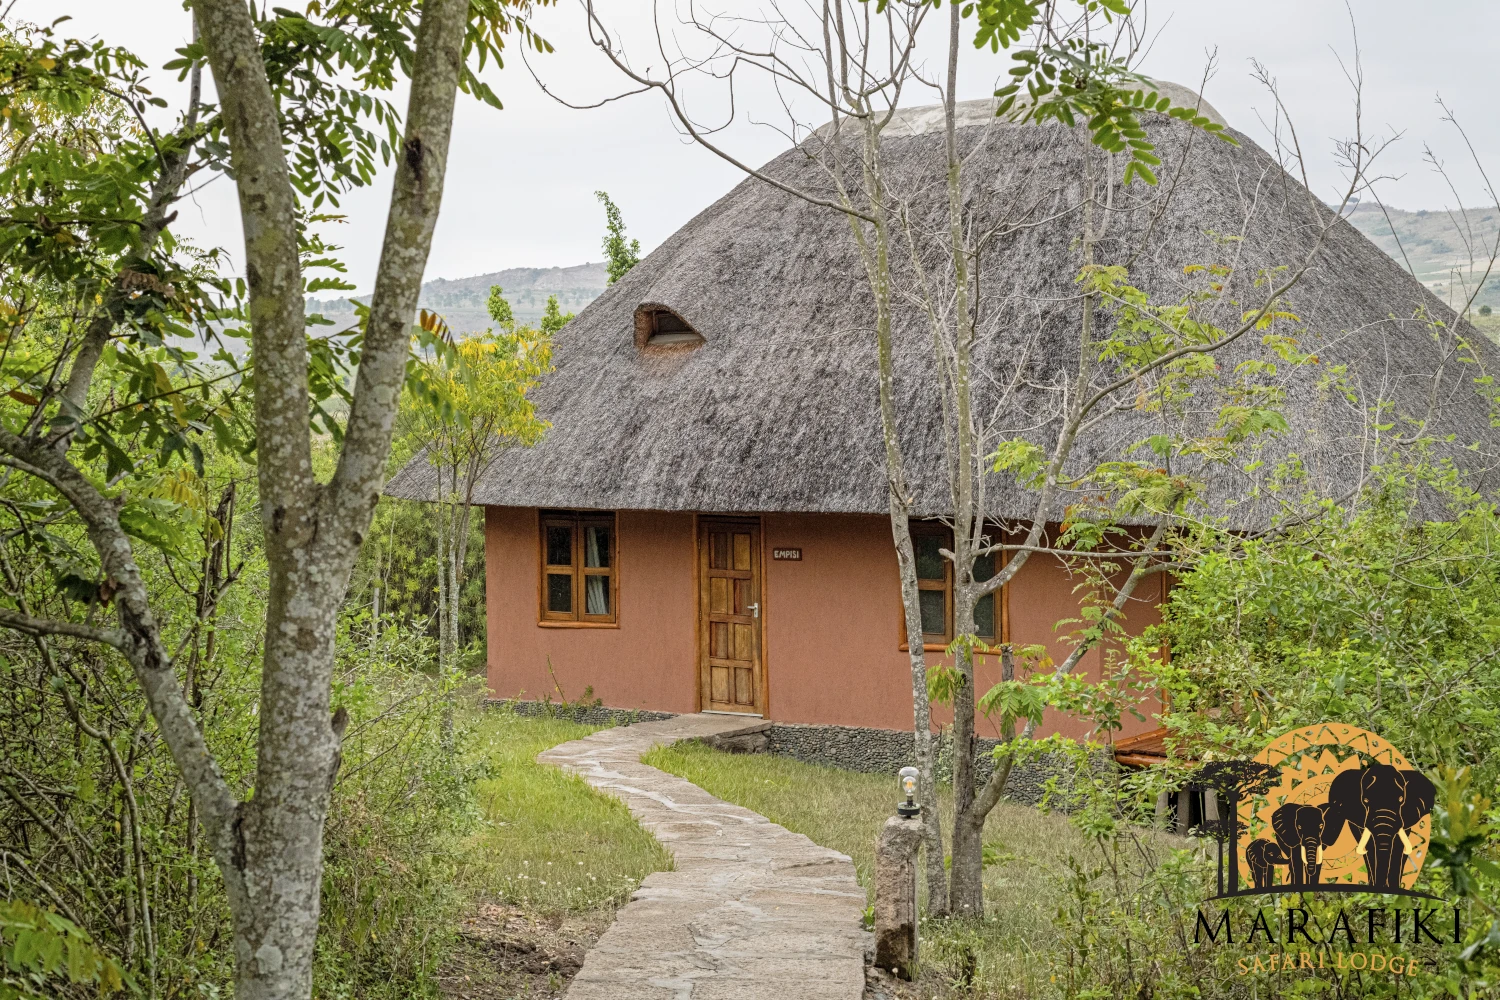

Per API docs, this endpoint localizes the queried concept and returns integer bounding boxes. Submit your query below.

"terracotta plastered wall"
[760,513,1162,740]
[484,506,1162,739]
[484,506,699,714]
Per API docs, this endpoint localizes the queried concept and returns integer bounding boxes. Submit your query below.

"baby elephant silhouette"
[1244,804,1326,888]
[1245,837,1288,889]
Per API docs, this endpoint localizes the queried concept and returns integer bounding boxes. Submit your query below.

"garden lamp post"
[897,766,920,817]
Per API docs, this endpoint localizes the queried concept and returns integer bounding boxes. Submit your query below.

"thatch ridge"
[386,91,1497,523]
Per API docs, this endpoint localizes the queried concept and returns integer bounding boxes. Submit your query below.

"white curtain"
[585,527,609,614]
[586,576,609,615]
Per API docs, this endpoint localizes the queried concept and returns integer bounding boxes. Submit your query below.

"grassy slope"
[459,711,672,914]
[1345,204,1500,310]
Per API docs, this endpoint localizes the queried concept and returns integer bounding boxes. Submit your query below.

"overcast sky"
[22,1,1500,292]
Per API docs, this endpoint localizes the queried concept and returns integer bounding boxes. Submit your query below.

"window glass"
[974,592,995,639]
[919,589,946,637]
[585,575,610,615]
[655,311,690,333]
[905,523,1004,647]
[546,525,573,566]
[541,513,617,623]
[547,573,573,613]
[915,533,946,581]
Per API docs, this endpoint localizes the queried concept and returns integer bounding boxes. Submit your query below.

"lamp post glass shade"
[897,766,920,817]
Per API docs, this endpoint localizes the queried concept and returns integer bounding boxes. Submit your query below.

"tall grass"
[459,710,672,915]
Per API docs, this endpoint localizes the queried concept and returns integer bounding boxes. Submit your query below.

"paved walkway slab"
[538,714,868,1000]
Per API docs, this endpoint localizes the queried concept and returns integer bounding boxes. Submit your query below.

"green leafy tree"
[540,293,575,334]
[1145,466,1500,781]
[0,900,126,1000]
[487,283,516,333]
[403,318,552,674]
[596,189,640,284]
[0,4,553,997]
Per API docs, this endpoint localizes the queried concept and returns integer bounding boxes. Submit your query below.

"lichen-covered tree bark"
[0,0,476,995]
[189,1,469,992]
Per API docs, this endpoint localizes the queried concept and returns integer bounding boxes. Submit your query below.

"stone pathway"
[538,714,869,999]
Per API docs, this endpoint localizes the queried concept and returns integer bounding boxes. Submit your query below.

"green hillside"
[1344,202,1500,311]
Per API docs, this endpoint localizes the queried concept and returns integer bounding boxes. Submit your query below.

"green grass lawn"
[644,739,1090,897]
[644,739,1182,998]
[458,709,672,914]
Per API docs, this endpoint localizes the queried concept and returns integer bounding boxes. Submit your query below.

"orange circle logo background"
[1238,724,1430,890]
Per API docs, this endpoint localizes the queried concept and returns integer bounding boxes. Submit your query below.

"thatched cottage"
[386,86,1496,760]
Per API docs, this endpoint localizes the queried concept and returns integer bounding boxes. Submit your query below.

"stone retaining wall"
[765,722,1091,806]
[496,700,1107,805]
[495,698,677,728]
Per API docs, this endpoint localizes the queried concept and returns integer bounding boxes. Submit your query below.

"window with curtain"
[540,511,618,624]
[906,522,1000,647]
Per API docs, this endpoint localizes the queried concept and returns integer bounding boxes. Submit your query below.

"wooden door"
[698,519,763,714]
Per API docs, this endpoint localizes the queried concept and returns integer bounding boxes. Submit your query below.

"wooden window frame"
[538,511,619,628]
[899,522,1006,651]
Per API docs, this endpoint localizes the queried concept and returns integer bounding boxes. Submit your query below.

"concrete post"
[874,814,922,979]
[1154,791,1170,829]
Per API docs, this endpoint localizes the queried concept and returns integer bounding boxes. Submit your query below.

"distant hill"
[1343,203,1500,311]
[305,209,1500,338]
[307,262,609,333]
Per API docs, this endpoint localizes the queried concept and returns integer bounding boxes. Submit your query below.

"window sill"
[538,620,621,629]
[898,642,999,653]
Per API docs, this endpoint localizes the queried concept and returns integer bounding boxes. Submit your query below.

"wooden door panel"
[698,520,763,715]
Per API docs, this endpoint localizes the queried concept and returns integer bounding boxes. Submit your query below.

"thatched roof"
[386,86,1498,523]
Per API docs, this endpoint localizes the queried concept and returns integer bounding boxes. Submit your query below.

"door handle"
[747,602,760,618]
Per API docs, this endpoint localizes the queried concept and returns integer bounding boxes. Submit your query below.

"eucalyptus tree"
[0,2,551,996]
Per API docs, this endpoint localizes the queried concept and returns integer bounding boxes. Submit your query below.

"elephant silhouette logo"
[1323,763,1435,891]
[1208,724,1437,898]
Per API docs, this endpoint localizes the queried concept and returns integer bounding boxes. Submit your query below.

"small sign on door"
[772,548,802,561]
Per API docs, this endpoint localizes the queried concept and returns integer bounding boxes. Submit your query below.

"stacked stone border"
[493,697,676,728]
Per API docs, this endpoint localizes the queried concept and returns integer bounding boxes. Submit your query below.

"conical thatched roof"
[387,87,1498,522]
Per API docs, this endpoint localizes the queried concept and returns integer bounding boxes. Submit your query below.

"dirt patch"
[437,901,614,999]
[866,963,982,1000]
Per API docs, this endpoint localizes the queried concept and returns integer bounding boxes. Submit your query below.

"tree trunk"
[190,0,472,994]
[940,0,985,917]
[846,109,949,917]
[435,478,450,671]
[947,585,983,916]
[889,501,948,915]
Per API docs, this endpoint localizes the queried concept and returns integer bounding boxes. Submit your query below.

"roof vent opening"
[635,305,704,349]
